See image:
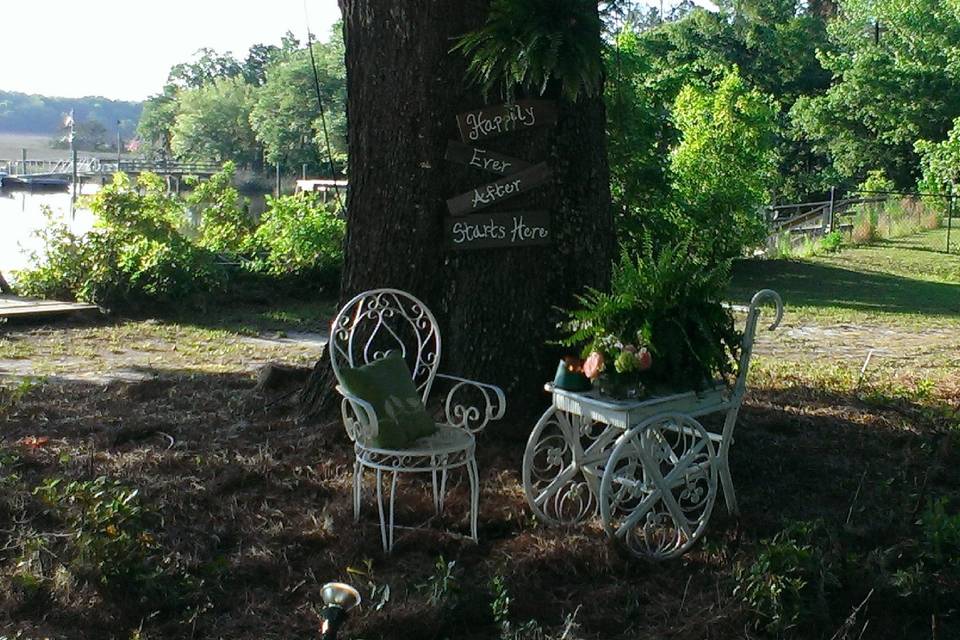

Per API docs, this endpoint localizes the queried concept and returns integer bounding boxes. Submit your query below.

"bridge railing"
[1,158,223,177]
[112,160,223,175]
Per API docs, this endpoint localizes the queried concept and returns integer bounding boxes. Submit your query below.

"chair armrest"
[335,385,379,443]
[434,374,507,434]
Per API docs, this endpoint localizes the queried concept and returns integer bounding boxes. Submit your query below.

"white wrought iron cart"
[522,290,783,559]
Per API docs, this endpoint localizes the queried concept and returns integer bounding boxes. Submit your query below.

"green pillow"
[339,352,437,449]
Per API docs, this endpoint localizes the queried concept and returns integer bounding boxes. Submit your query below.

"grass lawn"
[731,228,960,324]
[0,234,958,639]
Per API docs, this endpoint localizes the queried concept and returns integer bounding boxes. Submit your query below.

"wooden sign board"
[456,100,558,143]
[446,210,551,250]
[444,140,531,176]
[446,162,551,216]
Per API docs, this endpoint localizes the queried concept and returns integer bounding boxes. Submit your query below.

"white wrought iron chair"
[329,288,507,552]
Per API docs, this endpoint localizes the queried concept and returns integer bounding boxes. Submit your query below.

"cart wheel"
[599,413,717,560]
[523,407,602,525]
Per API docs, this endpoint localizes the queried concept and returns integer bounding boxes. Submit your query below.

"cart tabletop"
[545,382,733,428]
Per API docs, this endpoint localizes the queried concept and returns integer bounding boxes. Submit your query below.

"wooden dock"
[0,295,99,320]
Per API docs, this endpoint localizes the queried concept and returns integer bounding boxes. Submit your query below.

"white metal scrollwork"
[600,413,718,560]
[329,288,506,552]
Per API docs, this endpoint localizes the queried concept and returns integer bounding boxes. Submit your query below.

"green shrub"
[187,161,253,255]
[858,169,895,195]
[820,231,843,253]
[15,173,224,309]
[247,193,344,283]
[735,521,837,635]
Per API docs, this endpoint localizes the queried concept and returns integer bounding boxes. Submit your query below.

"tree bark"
[301,0,615,429]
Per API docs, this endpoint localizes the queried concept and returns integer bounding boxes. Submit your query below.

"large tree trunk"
[302,0,615,428]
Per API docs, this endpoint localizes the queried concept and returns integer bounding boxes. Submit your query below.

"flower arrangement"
[560,241,742,398]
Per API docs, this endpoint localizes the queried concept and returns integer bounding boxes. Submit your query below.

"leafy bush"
[669,70,777,262]
[561,239,741,392]
[16,173,224,308]
[247,193,344,284]
[917,117,960,206]
[34,477,157,586]
[820,231,843,253]
[858,169,896,195]
[187,161,253,255]
[735,521,837,635]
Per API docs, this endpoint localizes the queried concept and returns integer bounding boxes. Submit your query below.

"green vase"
[553,361,592,392]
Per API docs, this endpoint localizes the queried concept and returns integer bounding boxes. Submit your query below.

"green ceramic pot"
[553,360,592,392]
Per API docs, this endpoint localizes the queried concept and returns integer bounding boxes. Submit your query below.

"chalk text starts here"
[451,214,548,245]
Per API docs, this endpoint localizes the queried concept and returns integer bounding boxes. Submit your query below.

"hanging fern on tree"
[452,0,605,101]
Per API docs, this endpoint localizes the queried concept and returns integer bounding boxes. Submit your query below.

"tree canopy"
[134,28,345,174]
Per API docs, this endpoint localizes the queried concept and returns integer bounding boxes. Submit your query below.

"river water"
[0,186,97,277]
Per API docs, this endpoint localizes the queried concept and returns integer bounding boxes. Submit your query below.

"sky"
[0,1,718,103]
[1,0,343,102]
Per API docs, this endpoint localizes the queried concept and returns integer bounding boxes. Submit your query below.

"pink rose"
[637,348,652,371]
[583,351,605,380]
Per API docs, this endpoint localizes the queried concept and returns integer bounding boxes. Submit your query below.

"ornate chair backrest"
[329,288,442,403]
[732,289,784,401]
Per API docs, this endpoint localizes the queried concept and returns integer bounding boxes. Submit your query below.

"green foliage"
[453,0,604,101]
[136,89,179,160]
[858,169,896,195]
[249,34,346,168]
[13,207,94,302]
[134,25,344,173]
[166,47,244,90]
[32,476,163,603]
[561,240,741,391]
[247,193,344,283]
[735,521,837,635]
[16,170,346,308]
[416,556,461,608]
[916,117,960,201]
[885,497,960,608]
[606,6,832,203]
[790,0,960,188]
[918,497,960,569]
[170,77,257,164]
[670,69,778,261]
[605,28,676,247]
[15,173,224,308]
[187,161,253,255]
[820,231,844,253]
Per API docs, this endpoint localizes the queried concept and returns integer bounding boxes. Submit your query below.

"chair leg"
[353,460,362,523]
[439,465,448,514]
[388,469,400,552]
[375,469,388,552]
[431,457,441,514]
[467,456,480,543]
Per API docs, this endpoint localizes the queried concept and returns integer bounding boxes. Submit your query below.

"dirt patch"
[0,314,958,639]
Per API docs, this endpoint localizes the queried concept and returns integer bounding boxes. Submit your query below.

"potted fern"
[560,240,741,399]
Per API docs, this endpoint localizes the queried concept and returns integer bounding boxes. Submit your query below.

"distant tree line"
[0,90,141,138]
[136,27,345,176]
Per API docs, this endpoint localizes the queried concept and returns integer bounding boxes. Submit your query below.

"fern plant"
[561,239,741,392]
[452,0,604,101]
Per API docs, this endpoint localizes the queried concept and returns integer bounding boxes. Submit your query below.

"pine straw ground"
[2,254,960,639]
